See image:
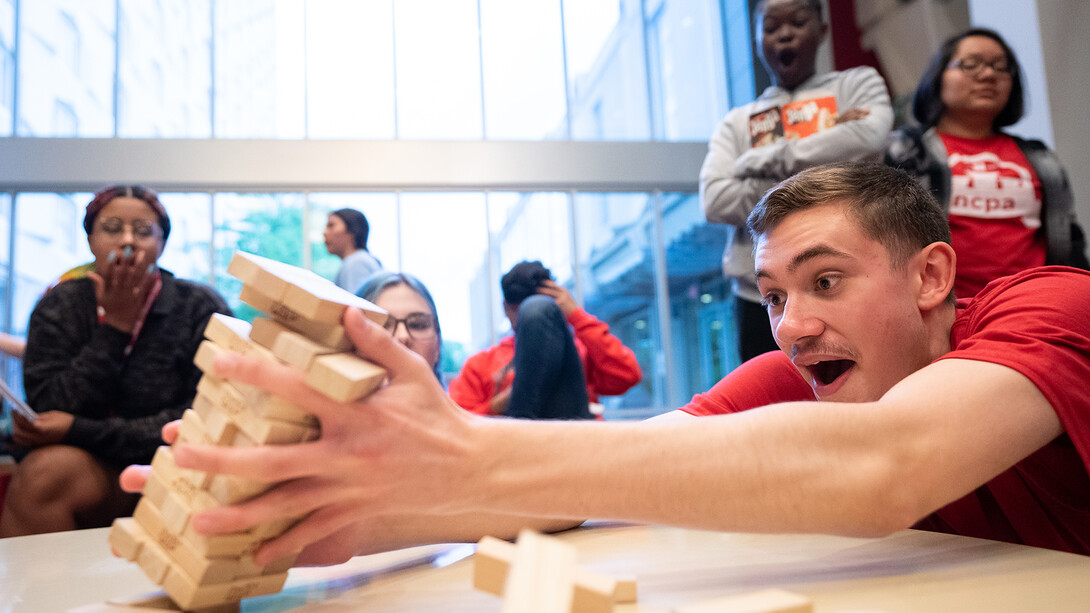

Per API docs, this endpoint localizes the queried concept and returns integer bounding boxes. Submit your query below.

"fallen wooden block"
[672,589,813,613]
[474,534,637,612]
[502,530,578,613]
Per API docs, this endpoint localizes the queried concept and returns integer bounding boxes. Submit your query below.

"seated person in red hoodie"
[449,261,641,419]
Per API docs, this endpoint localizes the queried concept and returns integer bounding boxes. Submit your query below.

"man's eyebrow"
[787,245,852,273]
[755,244,854,283]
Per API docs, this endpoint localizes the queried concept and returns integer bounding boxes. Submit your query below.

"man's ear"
[914,242,956,310]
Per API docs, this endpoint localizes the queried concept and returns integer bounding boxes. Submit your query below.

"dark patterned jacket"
[885,125,1089,270]
[23,270,230,466]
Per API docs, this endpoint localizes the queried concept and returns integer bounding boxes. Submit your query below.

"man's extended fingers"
[172,440,322,484]
[254,504,360,566]
[209,350,346,422]
[162,420,181,444]
[119,464,151,493]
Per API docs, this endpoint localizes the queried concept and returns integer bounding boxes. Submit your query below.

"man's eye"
[815,276,839,291]
[761,294,782,308]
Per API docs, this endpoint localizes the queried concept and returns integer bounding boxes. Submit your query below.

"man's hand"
[119,420,181,494]
[536,280,577,317]
[87,247,157,333]
[10,410,74,448]
[168,307,480,566]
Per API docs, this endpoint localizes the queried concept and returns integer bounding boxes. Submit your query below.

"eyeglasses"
[946,56,1015,78]
[383,313,437,339]
[96,217,161,239]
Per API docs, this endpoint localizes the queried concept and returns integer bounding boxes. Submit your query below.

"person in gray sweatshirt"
[700,0,893,361]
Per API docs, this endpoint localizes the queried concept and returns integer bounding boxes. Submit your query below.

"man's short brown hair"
[747,161,951,270]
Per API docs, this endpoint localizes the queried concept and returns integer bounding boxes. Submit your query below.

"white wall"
[970,0,1089,236]
[1033,1,1090,234]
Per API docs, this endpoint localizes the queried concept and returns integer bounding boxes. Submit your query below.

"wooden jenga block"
[271,327,342,370]
[161,563,288,611]
[233,404,319,445]
[226,251,310,299]
[142,470,221,536]
[208,473,269,505]
[238,285,349,348]
[191,392,239,445]
[474,535,514,596]
[203,313,253,354]
[248,317,290,350]
[238,384,315,426]
[304,352,385,402]
[109,517,145,562]
[136,531,174,585]
[502,530,579,613]
[182,521,259,559]
[177,408,215,447]
[671,590,813,613]
[193,340,225,377]
[572,570,638,613]
[280,276,387,325]
[133,498,242,585]
[475,535,637,611]
[229,251,386,326]
[199,363,314,426]
[151,445,212,492]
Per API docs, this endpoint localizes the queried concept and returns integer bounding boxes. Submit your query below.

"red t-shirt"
[940,132,1047,298]
[680,267,1090,554]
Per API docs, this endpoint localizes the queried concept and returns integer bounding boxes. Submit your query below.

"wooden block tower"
[107,251,387,611]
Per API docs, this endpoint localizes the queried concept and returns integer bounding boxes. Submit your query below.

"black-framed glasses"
[383,312,437,339]
[96,217,161,239]
[947,56,1015,78]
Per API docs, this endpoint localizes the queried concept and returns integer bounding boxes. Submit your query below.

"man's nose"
[772,297,823,347]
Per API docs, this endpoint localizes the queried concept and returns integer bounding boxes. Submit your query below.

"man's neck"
[927,303,959,362]
[339,245,359,261]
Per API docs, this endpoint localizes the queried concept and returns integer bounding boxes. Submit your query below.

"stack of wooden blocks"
[107,251,388,611]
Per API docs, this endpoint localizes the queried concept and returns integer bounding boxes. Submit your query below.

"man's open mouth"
[810,359,854,386]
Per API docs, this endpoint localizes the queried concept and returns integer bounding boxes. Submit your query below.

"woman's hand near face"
[87,247,157,333]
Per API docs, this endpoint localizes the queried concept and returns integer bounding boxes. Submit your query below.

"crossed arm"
[123,308,1061,567]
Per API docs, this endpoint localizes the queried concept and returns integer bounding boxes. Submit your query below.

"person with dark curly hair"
[448,261,641,420]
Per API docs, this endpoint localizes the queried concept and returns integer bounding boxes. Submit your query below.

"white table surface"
[2,523,1089,612]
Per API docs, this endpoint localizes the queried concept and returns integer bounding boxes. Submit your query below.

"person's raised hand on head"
[536,280,578,317]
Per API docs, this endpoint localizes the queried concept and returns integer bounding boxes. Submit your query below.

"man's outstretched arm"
[167,308,1062,566]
